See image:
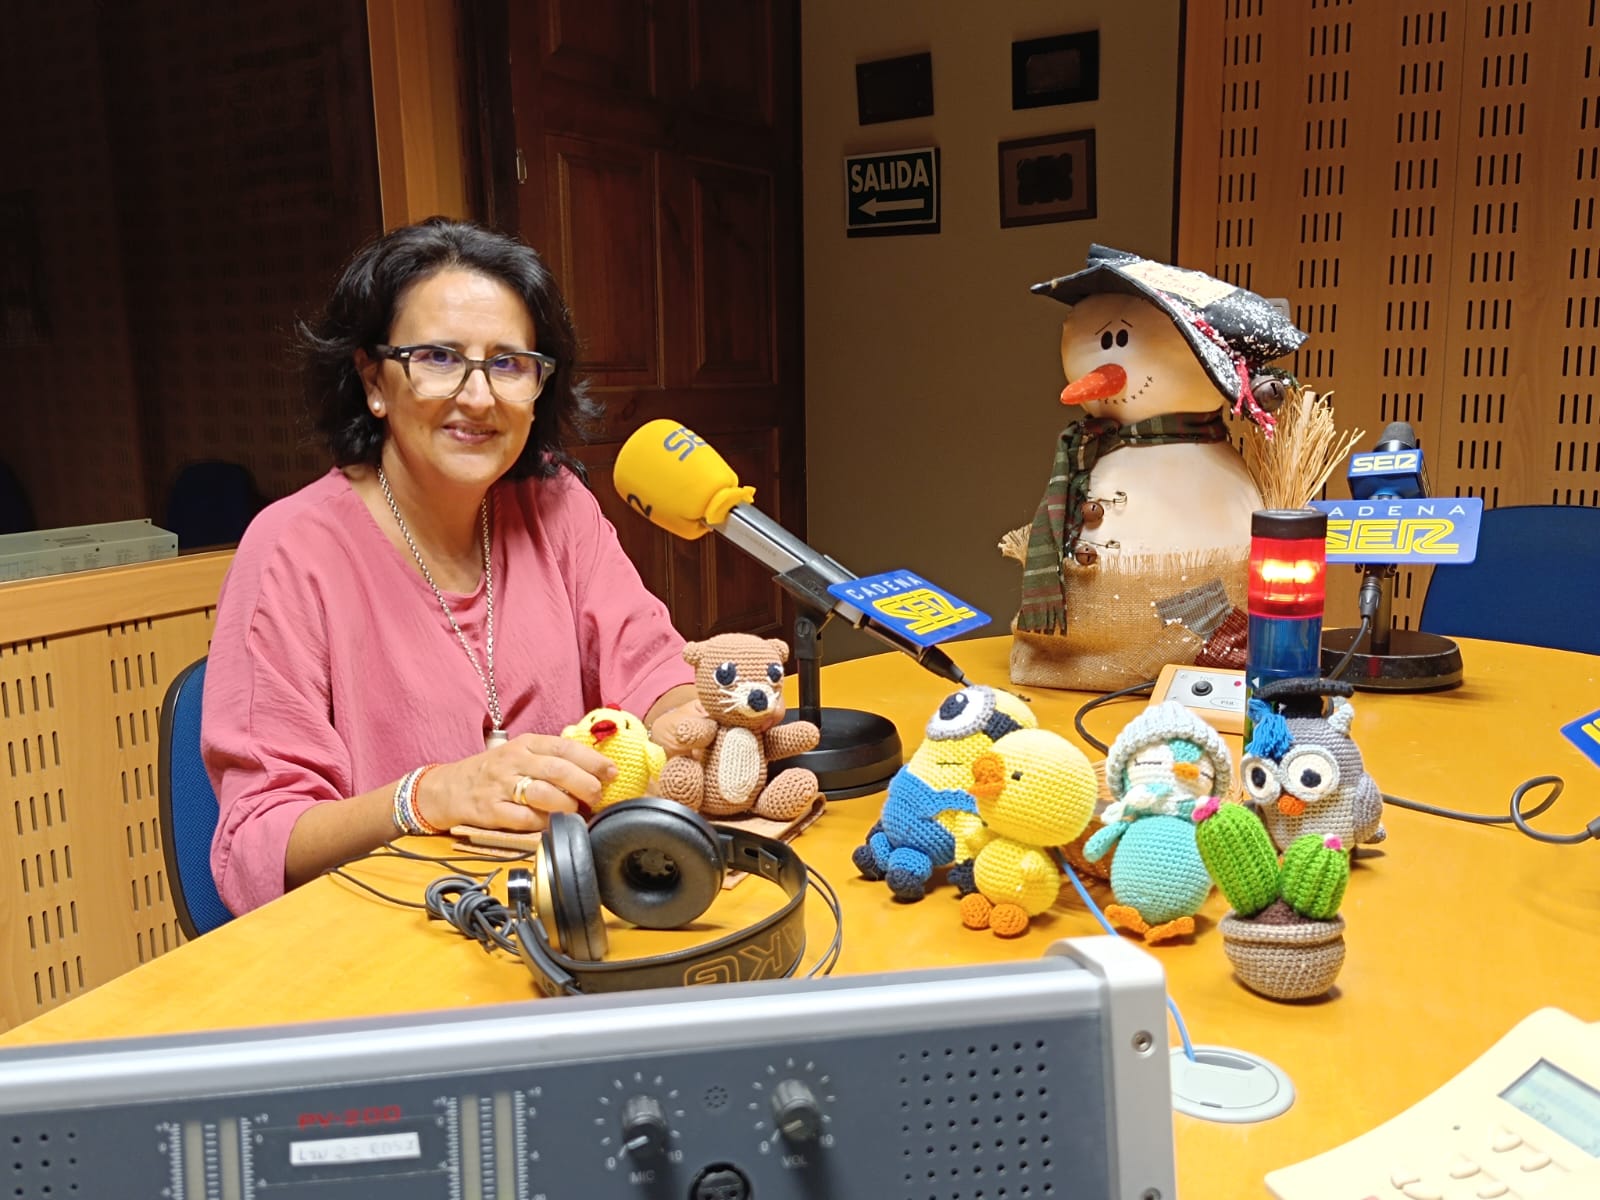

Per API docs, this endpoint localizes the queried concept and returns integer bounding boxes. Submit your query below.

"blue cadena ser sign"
[1561,708,1600,770]
[1309,496,1484,564]
[828,570,988,646]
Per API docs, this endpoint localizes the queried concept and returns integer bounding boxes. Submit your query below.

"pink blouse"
[203,467,692,914]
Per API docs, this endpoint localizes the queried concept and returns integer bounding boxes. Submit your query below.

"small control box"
[1150,664,1247,734]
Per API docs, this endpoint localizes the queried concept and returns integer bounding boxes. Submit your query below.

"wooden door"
[502,0,803,642]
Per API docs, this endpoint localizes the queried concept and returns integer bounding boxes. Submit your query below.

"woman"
[203,218,700,915]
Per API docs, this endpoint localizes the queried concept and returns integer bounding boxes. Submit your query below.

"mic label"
[828,571,990,645]
[1349,451,1421,474]
[1310,497,1483,564]
[662,425,707,461]
[1560,709,1600,771]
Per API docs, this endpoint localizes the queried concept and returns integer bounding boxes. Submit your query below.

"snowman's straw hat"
[1032,245,1307,429]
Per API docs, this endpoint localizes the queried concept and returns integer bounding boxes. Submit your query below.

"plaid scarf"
[1016,412,1232,635]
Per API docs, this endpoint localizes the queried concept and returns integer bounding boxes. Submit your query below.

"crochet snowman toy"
[1083,701,1230,944]
[1006,246,1307,691]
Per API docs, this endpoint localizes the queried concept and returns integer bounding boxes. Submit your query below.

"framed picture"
[855,52,934,126]
[997,130,1097,228]
[1011,31,1100,109]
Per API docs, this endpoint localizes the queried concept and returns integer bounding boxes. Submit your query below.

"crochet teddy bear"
[852,685,1037,901]
[958,727,1099,937]
[655,633,823,820]
[1082,701,1228,944]
[560,706,666,812]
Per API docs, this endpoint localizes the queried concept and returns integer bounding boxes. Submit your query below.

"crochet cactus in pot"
[1193,799,1350,1001]
[1279,833,1349,919]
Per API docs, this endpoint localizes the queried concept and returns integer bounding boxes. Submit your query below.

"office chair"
[158,657,235,938]
[0,460,35,534]
[163,460,263,549]
[1417,503,1600,656]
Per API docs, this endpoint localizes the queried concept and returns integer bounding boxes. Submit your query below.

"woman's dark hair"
[302,217,596,479]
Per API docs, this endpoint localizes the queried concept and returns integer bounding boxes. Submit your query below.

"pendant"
[486,728,508,750]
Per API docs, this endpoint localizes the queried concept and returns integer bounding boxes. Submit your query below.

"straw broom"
[1244,389,1364,509]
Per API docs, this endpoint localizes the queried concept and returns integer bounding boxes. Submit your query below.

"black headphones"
[507,797,813,997]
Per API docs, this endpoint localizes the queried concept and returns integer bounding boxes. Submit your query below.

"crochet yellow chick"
[958,727,1098,937]
[560,707,666,812]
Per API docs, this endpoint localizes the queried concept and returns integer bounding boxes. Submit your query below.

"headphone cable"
[803,864,845,978]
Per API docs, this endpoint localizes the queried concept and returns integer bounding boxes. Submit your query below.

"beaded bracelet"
[392,764,443,836]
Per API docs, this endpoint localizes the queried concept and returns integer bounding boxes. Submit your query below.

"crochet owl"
[1082,702,1227,944]
[1241,688,1385,853]
[655,634,823,820]
[852,686,1037,901]
[561,707,666,812]
[958,727,1098,937]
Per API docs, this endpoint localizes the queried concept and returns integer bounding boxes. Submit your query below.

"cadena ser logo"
[826,571,990,646]
[1310,497,1484,564]
[875,588,976,637]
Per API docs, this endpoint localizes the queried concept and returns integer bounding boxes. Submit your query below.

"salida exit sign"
[844,147,940,237]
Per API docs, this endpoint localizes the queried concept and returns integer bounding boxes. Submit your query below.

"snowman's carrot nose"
[1060,363,1127,405]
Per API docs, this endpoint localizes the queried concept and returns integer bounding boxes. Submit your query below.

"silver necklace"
[377,467,506,748]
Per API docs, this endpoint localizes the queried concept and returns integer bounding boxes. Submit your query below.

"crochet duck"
[852,686,1036,901]
[958,727,1098,937]
[1082,702,1228,943]
[561,706,666,812]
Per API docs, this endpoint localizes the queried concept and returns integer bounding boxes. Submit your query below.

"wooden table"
[4,636,1597,1198]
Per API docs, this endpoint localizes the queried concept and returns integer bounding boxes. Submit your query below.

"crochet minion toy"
[852,686,1037,901]
[958,727,1098,937]
[1082,702,1229,944]
[561,707,667,812]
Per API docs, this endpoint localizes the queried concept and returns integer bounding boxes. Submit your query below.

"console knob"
[621,1095,670,1156]
[769,1079,823,1143]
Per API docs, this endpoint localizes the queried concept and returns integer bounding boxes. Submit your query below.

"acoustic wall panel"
[1183,1,1600,628]
[0,556,227,1032]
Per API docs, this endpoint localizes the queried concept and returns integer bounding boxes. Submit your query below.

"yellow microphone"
[613,419,756,540]
[613,420,969,690]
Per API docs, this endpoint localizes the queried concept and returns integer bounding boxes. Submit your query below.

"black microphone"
[1349,422,1426,501]
[1374,420,1417,455]
[1348,423,1425,630]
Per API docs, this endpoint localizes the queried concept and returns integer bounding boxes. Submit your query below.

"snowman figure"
[1006,246,1307,690]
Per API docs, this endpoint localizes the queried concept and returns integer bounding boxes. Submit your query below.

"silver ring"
[512,775,534,806]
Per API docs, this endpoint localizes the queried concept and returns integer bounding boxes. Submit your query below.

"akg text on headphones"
[508,797,813,997]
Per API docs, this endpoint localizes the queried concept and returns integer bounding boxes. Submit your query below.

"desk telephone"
[1266,1008,1600,1200]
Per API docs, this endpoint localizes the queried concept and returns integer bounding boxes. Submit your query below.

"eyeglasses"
[373,343,557,405]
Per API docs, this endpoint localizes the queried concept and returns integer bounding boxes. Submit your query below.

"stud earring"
[369,400,385,417]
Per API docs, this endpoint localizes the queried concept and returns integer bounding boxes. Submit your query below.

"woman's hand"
[649,698,717,758]
[413,733,619,832]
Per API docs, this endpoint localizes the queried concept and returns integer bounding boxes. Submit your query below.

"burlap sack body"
[1009,546,1250,692]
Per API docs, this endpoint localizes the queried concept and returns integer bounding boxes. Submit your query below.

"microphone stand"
[770,565,903,799]
[1321,565,1462,691]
